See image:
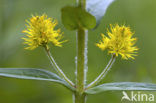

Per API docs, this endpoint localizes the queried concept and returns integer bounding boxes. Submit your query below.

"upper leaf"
[61,6,78,30]
[86,82,156,94]
[61,6,96,30]
[77,7,96,29]
[0,68,74,90]
[86,0,115,26]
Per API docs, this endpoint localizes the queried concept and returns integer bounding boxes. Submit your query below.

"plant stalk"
[75,0,87,102]
[44,47,74,87]
[78,0,86,8]
[75,27,87,103]
[76,27,86,93]
[86,54,116,89]
[74,92,86,103]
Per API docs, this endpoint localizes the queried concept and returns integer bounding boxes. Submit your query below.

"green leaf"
[61,6,78,30]
[0,68,74,90]
[76,7,96,29]
[86,82,156,94]
[86,0,115,26]
[61,6,96,30]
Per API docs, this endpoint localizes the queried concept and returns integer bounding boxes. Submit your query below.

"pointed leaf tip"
[0,68,74,90]
[86,82,156,94]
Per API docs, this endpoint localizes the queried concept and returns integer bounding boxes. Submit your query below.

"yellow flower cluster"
[97,24,138,60]
[23,14,65,50]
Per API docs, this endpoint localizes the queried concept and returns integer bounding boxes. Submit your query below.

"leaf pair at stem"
[0,52,156,95]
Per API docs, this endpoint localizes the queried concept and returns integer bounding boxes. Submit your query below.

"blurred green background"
[0,0,156,103]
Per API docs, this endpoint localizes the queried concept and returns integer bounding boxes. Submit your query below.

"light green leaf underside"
[86,82,156,94]
[0,68,73,90]
[86,0,115,27]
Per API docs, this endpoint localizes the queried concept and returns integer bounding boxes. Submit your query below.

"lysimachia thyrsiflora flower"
[97,24,138,59]
[22,14,65,50]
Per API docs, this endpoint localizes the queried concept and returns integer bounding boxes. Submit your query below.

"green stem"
[75,0,87,103]
[44,47,74,87]
[76,27,86,93]
[74,92,86,103]
[78,0,86,9]
[86,54,116,89]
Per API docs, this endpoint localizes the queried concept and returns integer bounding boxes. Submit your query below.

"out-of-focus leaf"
[61,6,96,30]
[77,7,96,29]
[61,6,78,30]
[0,68,74,90]
[86,0,115,26]
[86,82,156,94]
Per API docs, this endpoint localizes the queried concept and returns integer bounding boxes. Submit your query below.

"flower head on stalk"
[97,24,138,60]
[22,14,65,50]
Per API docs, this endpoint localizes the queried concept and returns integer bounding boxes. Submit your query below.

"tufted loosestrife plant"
[0,0,156,103]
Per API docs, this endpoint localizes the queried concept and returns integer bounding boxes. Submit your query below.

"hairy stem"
[75,0,87,103]
[74,92,86,103]
[86,54,116,89]
[75,27,87,102]
[44,47,74,87]
[76,27,86,93]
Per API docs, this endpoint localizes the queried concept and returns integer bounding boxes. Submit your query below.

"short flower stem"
[44,47,75,87]
[86,54,116,89]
